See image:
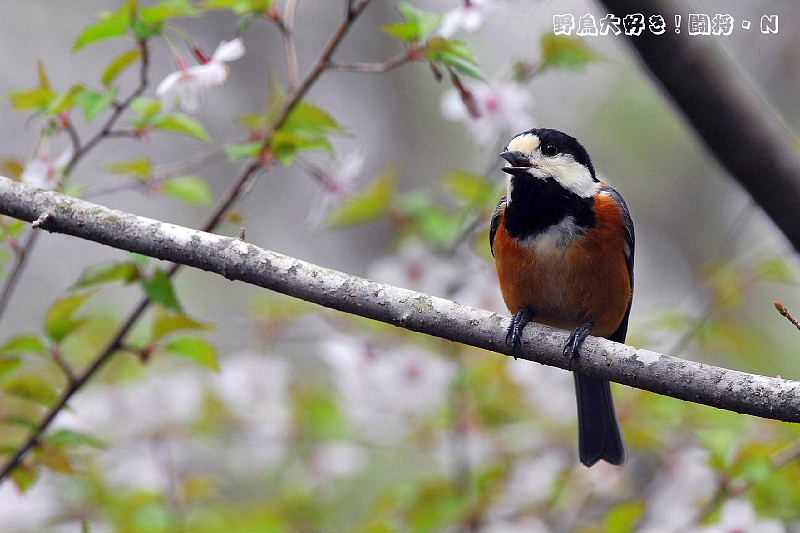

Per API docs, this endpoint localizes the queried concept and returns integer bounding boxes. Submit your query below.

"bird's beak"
[499,150,532,175]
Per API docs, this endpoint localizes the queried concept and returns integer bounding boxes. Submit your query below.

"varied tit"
[489,128,633,467]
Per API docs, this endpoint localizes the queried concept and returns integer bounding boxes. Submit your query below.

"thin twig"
[775,302,800,333]
[60,38,150,182]
[0,0,375,485]
[327,53,411,73]
[82,150,224,200]
[0,230,39,319]
[62,119,81,157]
[283,0,300,91]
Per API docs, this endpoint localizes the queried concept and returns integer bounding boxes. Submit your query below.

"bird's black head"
[500,128,598,198]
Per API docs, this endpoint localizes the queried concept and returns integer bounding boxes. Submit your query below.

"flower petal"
[212,38,245,63]
[188,63,228,87]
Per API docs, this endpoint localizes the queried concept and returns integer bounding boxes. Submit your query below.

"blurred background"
[0,0,799,531]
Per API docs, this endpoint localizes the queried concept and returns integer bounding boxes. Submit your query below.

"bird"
[489,128,633,467]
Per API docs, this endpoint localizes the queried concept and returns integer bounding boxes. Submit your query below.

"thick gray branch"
[1,176,799,422]
[598,0,800,252]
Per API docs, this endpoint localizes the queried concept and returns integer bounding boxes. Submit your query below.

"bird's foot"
[564,321,594,370]
[505,308,535,359]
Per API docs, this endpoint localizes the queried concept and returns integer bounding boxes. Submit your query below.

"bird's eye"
[542,143,559,157]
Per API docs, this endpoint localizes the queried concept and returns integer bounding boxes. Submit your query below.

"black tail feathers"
[573,373,625,467]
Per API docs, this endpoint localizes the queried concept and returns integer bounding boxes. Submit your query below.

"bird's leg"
[505,308,535,358]
[564,321,594,370]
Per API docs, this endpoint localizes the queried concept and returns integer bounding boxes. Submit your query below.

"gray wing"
[599,184,634,286]
[489,196,507,258]
[599,185,634,343]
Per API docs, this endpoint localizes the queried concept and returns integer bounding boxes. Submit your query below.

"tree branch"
[598,0,800,253]
[2,176,799,424]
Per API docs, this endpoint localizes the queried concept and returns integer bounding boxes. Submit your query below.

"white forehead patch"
[507,134,540,156]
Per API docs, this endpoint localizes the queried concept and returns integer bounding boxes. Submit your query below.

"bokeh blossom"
[439,0,528,38]
[441,81,535,145]
[697,499,785,533]
[306,151,366,228]
[21,140,72,189]
[156,38,245,113]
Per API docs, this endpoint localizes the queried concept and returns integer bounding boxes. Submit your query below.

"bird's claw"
[506,308,534,359]
[564,321,594,371]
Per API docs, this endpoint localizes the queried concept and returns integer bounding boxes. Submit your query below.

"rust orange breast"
[493,194,632,338]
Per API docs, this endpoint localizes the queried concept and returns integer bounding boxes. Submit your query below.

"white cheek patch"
[534,153,598,197]
[507,134,540,156]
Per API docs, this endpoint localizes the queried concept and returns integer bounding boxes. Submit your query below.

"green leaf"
[130,17,163,40]
[415,206,462,247]
[75,87,119,122]
[540,34,599,70]
[102,49,142,87]
[163,176,214,206]
[200,0,275,15]
[0,335,48,356]
[444,170,499,206]
[427,38,485,81]
[46,292,95,342]
[0,158,25,181]
[140,0,199,23]
[282,101,345,136]
[141,269,183,313]
[37,447,76,474]
[107,157,153,179]
[73,1,136,51]
[604,501,646,533]
[224,141,262,162]
[292,385,349,441]
[73,261,141,290]
[10,463,39,492]
[47,429,107,449]
[131,97,162,118]
[2,415,37,430]
[272,130,333,166]
[7,87,57,112]
[5,375,58,405]
[152,312,211,342]
[47,85,89,116]
[0,356,23,378]
[383,3,442,43]
[37,60,53,91]
[153,114,211,141]
[329,169,397,227]
[165,337,219,370]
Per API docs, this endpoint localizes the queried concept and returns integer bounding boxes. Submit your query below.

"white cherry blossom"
[156,38,245,113]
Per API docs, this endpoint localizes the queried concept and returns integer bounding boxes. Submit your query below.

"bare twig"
[775,302,800,333]
[62,119,81,157]
[30,212,51,229]
[82,150,224,200]
[327,52,411,73]
[0,0,375,485]
[283,0,300,91]
[2,177,800,425]
[60,38,150,182]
